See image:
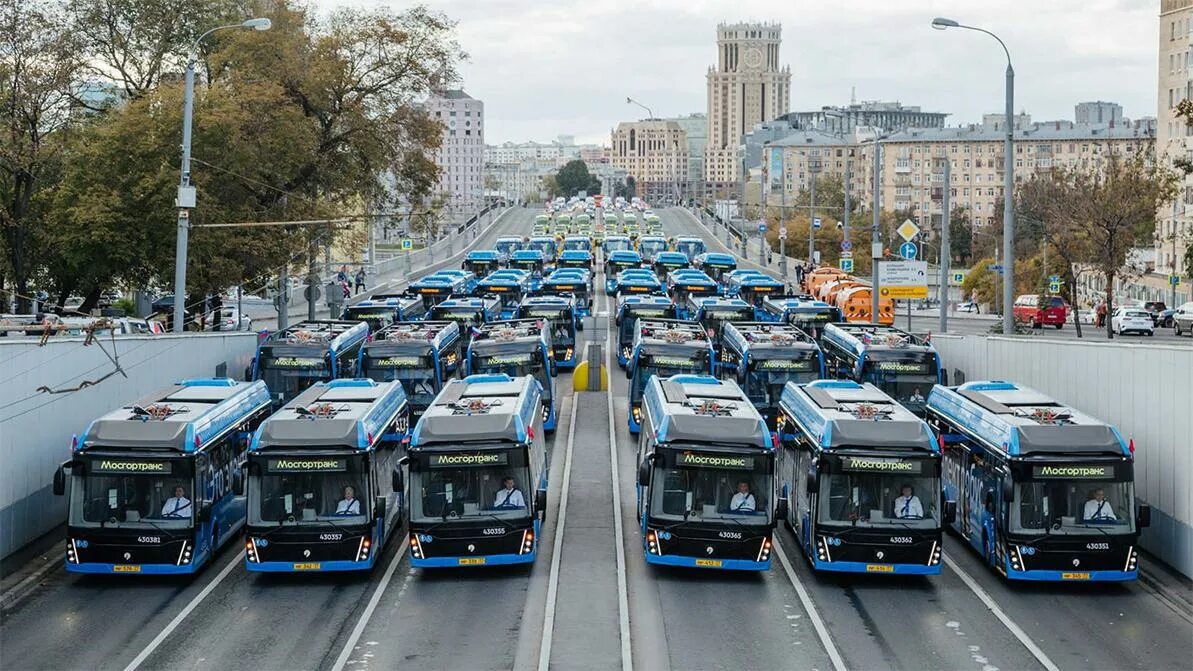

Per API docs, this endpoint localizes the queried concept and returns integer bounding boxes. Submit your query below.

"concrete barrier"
[933,334,1193,577]
[0,332,258,559]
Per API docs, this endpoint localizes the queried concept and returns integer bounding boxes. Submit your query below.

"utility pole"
[939,157,951,333]
[871,140,883,322]
[808,161,819,266]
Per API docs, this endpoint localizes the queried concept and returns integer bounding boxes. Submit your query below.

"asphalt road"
[3,206,1190,671]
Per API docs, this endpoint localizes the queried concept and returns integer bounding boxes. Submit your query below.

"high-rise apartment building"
[1075,101,1124,125]
[611,120,689,203]
[427,89,484,213]
[704,22,791,195]
[1158,0,1192,278]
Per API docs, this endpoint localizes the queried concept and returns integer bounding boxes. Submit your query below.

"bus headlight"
[410,533,424,559]
[66,539,79,564]
[646,529,661,555]
[356,536,372,562]
[1009,545,1025,571]
[177,541,193,566]
[816,536,832,562]
[245,538,260,563]
[622,346,630,359]
[564,347,573,360]
[520,530,535,555]
[631,405,642,425]
[756,537,772,562]
[1125,546,1138,572]
[929,541,941,566]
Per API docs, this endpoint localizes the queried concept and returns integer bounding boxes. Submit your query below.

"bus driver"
[335,486,361,515]
[893,484,924,519]
[729,481,756,512]
[1084,488,1117,521]
[161,486,192,518]
[493,477,526,508]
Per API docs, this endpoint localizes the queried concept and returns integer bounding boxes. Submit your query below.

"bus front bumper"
[411,550,536,568]
[246,558,375,573]
[811,558,941,575]
[65,561,200,575]
[1003,563,1137,582]
[645,554,771,571]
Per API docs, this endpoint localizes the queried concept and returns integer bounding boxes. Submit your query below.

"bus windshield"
[649,449,771,525]
[605,239,632,253]
[69,456,193,529]
[409,447,532,523]
[744,356,821,408]
[631,353,709,401]
[248,453,369,526]
[675,240,705,261]
[524,310,574,347]
[699,308,754,339]
[258,355,329,404]
[343,309,395,333]
[817,454,940,530]
[361,355,439,409]
[473,351,552,403]
[495,240,521,258]
[526,240,556,260]
[1011,477,1136,536]
[861,355,938,415]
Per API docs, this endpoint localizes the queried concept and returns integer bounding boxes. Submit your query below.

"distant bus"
[614,295,676,367]
[467,319,558,432]
[251,320,369,407]
[519,295,580,370]
[635,375,776,570]
[430,296,502,351]
[759,296,839,340]
[777,380,951,575]
[673,236,707,262]
[54,379,272,574]
[720,322,825,428]
[927,381,1148,582]
[407,374,549,567]
[243,379,407,572]
[358,321,462,425]
[626,319,714,433]
[341,294,425,332]
[819,323,942,416]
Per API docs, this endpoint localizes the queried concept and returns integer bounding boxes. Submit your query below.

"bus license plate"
[292,563,322,570]
[695,559,722,567]
[458,557,486,566]
[112,565,141,573]
[1061,572,1090,580]
[866,564,895,573]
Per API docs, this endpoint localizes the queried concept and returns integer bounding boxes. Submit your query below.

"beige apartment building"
[611,120,689,203]
[705,22,791,195]
[1157,0,1193,278]
[763,122,1157,231]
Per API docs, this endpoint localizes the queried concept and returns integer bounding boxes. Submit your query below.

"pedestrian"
[354,267,366,295]
[767,248,774,265]
[971,289,980,314]
[210,293,223,331]
[336,264,349,285]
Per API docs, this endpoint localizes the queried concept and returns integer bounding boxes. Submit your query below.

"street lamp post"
[626,97,654,120]
[808,160,821,267]
[932,16,1015,334]
[172,17,272,333]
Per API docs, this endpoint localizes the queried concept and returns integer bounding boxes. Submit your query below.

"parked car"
[1012,294,1068,329]
[206,306,253,332]
[1110,307,1154,336]
[1142,300,1169,326]
[1154,307,1177,328]
[1173,301,1193,336]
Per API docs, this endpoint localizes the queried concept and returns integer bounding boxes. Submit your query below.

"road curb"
[0,553,62,614]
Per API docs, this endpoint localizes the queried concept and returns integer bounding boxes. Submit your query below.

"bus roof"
[822,323,935,358]
[691,296,751,311]
[433,296,500,311]
[511,249,545,261]
[643,375,770,448]
[697,252,737,266]
[411,374,542,446]
[251,379,407,452]
[471,319,547,348]
[559,249,592,261]
[633,318,711,351]
[465,250,499,261]
[926,381,1127,457]
[267,320,369,354]
[521,295,575,309]
[654,251,689,264]
[762,295,834,312]
[367,320,460,353]
[779,380,936,451]
[79,378,271,453]
[723,322,819,355]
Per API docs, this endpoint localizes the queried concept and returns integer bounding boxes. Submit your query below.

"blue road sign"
[758,222,767,234]
[987,264,1003,273]
[401,239,413,250]
[1171,274,1181,286]
[840,258,854,273]
[1048,274,1060,283]
[813,217,822,230]
[952,272,965,284]
[899,241,918,260]
[1048,282,1062,293]
[841,240,852,252]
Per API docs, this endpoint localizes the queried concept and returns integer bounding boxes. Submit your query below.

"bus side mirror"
[1001,479,1015,503]
[637,455,653,487]
[536,490,547,520]
[374,497,386,520]
[806,471,819,495]
[625,364,633,380]
[776,498,788,521]
[944,499,957,525]
[232,467,244,496]
[1137,504,1151,528]
[52,462,68,496]
[392,469,403,493]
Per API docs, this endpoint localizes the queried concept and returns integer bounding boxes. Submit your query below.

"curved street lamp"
[931,16,1015,336]
[172,17,272,332]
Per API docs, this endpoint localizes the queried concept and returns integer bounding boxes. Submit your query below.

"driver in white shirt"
[335,486,362,515]
[1083,488,1117,521]
[729,481,756,512]
[161,486,191,517]
[493,477,526,508]
[893,484,924,519]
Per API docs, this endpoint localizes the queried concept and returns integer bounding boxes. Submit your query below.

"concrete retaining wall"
[0,333,258,559]
[933,335,1193,577]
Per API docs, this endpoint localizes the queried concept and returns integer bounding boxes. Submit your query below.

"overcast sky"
[319,0,1159,145]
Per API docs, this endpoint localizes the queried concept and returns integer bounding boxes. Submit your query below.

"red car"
[1012,294,1068,328]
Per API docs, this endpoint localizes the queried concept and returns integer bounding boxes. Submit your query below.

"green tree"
[554,160,600,197]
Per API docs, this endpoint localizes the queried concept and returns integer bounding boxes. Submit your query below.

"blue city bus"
[561,236,593,255]
[926,381,1149,582]
[342,294,426,332]
[688,297,755,356]
[557,249,593,271]
[638,235,668,262]
[634,375,776,571]
[777,380,951,575]
[430,296,502,351]
[463,250,500,280]
[525,236,559,266]
[726,272,786,316]
[358,321,462,425]
[820,323,942,416]
[467,319,558,432]
[494,236,523,266]
[673,236,707,263]
[406,374,549,568]
[243,379,408,572]
[652,251,690,278]
[721,322,825,428]
[54,379,272,574]
[605,251,643,294]
[540,270,592,314]
[510,249,546,282]
[614,270,663,298]
[760,296,841,340]
[667,270,719,316]
[694,252,738,285]
[603,235,633,255]
[409,273,467,309]
[477,272,529,319]
[519,295,579,370]
[615,295,676,367]
[252,320,370,407]
[626,318,714,433]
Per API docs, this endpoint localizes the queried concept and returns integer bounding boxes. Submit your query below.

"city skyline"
[322,0,1155,145]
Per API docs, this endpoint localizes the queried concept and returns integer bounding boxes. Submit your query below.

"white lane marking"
[604,289,634,671]
[537,377,579,671]
[123,550,242,671]
[772,538,847,671]
[944,556,1061,671]
[330,536,410,671]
